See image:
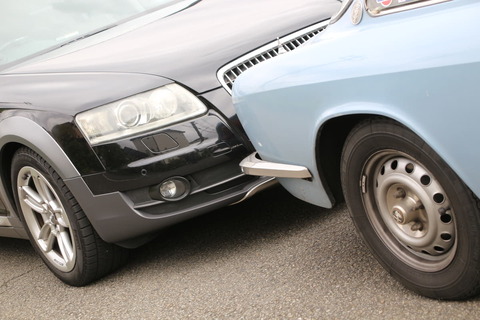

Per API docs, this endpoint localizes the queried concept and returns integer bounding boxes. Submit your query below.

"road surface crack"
[0,265,43,294]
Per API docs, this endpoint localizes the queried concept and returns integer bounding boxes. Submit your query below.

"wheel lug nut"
[411,222,423,231]
[414,204,425,211]
[392,209,405,224]
[394,188,406,199]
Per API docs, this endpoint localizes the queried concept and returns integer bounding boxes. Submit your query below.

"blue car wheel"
[341,118,480,300]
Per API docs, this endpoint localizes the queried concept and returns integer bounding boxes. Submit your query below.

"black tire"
[12,147,128,286]
[341,119,480,300]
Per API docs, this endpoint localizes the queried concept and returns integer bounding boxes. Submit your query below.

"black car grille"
[217,20,329,93]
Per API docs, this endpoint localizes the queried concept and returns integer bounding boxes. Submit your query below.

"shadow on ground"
[130,186,334,265]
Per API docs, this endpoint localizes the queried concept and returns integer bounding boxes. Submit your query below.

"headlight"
[75,84,207,145]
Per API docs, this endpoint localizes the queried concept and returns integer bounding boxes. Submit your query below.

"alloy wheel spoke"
[49,200,69,228]
[38,224,55,252]
[32,175,54,203]
[21,186,45,213]
[44,232,56,253]
[38,223,51,241]
[57,230,74,263]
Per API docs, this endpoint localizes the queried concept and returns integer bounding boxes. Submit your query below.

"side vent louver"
[217,20,329,93]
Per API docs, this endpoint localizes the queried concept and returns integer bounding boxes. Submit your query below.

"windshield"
[0,0,196,66]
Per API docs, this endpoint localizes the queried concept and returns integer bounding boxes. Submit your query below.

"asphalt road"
[1,187,479,319]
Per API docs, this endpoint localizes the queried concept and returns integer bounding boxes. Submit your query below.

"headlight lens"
[76,84,207,145]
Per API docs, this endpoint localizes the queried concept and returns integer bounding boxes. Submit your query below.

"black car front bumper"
[63,108,274,247]
[66,171,274,247]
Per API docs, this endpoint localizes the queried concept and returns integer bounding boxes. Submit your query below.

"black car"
[0,0,339,285]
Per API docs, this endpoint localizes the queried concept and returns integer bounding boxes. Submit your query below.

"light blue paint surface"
[233,0,480,207]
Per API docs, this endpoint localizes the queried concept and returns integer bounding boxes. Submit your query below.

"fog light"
[158,177,190,201]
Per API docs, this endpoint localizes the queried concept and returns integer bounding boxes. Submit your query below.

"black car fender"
[0,116,79,229]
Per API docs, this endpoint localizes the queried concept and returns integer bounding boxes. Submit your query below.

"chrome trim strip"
[240,152,312,179]
[192,173,246,194]
[133,199,164,209]
[133,172,254,209]
[229,177,277,205]
[217,20,330,94]
[330,0,354,24]
[0,216,12,227]
[366,0,451,17]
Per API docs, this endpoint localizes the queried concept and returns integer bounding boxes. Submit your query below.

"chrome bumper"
[239,152,312,179]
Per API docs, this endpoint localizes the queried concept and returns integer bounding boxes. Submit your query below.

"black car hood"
[4,0,339,94]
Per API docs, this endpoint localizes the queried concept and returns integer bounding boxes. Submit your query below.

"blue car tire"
[341,118,480,300]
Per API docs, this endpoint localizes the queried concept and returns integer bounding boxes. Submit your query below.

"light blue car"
[233,0,480,300]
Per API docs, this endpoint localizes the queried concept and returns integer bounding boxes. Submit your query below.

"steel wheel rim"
[361,151,456,272]
[17,166,76,272]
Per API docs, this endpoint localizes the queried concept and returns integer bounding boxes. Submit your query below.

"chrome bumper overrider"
[239,152,312,179]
